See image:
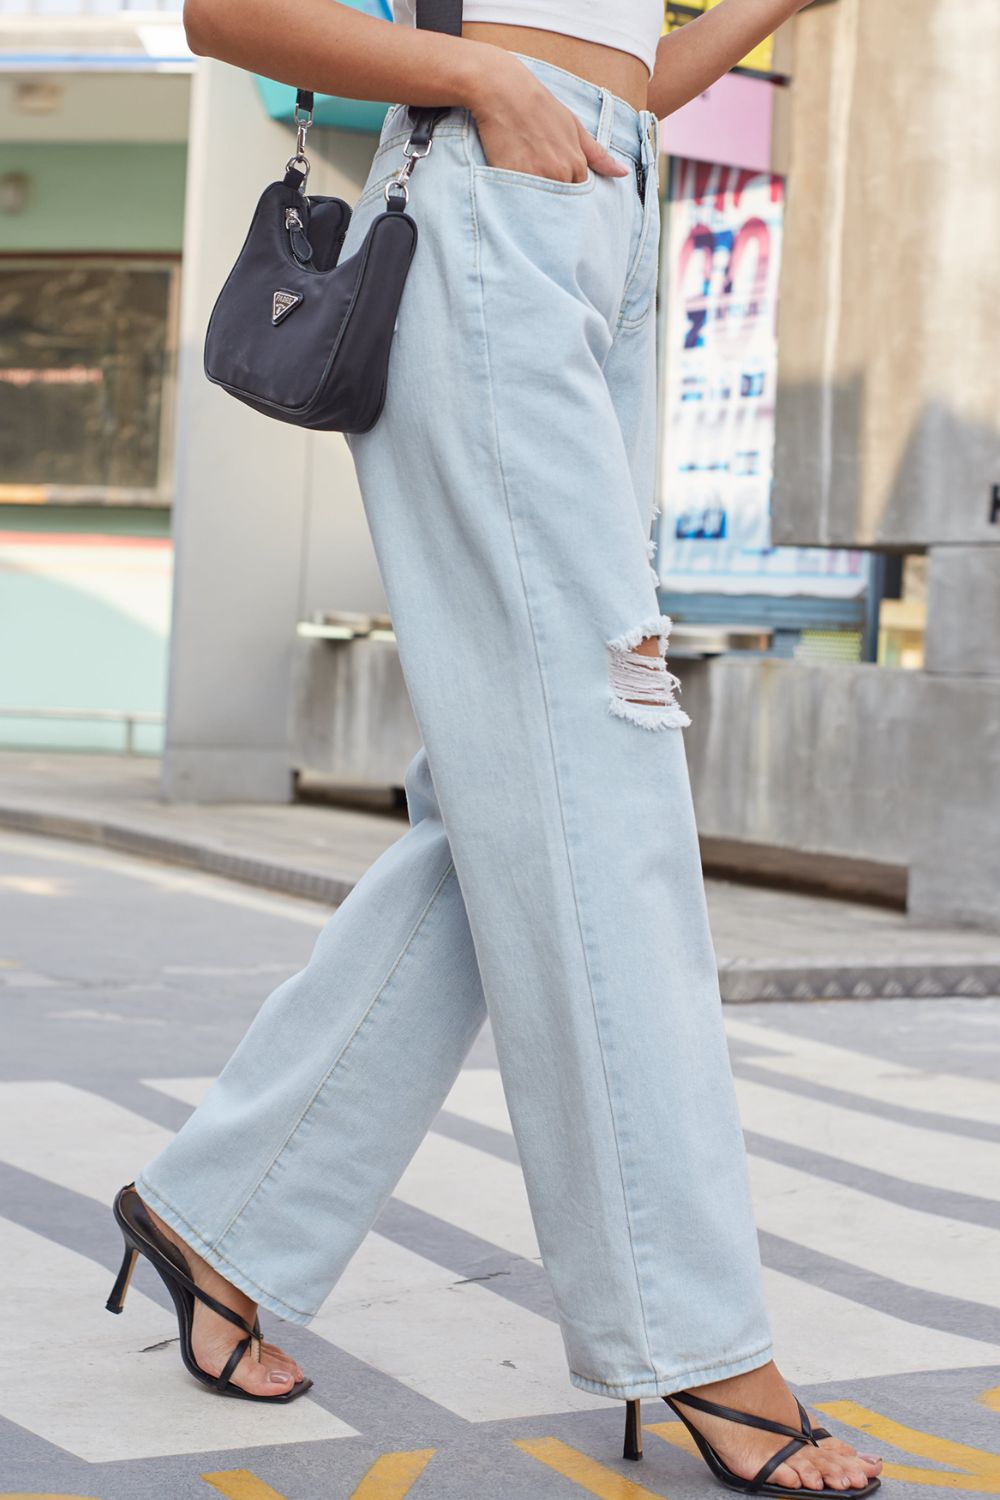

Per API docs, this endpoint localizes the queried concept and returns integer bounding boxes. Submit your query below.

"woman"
[110,1,884,1491]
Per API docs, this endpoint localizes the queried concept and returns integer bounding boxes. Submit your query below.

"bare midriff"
[460,22,650,112]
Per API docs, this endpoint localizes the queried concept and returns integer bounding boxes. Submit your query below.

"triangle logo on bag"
[272,289,303,324]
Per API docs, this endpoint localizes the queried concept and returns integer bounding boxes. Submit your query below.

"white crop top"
[390,1,664,78]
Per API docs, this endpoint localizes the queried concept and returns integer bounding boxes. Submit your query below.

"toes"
[815,1436,881,1485]
[260,1341,305,1383]
[238,1359,296,1396]
[791,1459,825,1491]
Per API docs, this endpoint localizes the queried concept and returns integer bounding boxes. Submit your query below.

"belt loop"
[645,110,659,170]
[595,87,614,150]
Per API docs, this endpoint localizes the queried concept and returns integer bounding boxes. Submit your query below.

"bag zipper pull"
[285,205,314,264]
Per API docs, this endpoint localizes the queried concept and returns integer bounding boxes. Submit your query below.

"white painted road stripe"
[393,1132,540,1261]
[764,1263,1000,1384]
[750,1156,1000,1308]
[0,1215,353,1463]
[314,1233,612,1421]
[725,1018,1000,1126]
[0,1079,173,1203]
[144,1076,213,1109]
[442,1068,514,1132]
[734,1076,1000,1202]
[8,1070,999,1437]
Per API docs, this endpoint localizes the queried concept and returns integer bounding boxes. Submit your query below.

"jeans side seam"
[212,859,458,1250]
[470,184,659,1386]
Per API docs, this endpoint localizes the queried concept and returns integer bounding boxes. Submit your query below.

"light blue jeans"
[137,53,775,1400]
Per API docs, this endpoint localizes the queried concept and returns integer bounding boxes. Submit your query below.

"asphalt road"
[1,829,999,1500]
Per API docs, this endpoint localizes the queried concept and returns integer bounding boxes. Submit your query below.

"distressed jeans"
[137,53,775,1400]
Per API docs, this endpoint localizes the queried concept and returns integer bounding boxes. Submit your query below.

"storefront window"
[0,257,178,504]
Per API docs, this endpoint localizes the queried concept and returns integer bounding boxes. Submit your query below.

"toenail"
[860,1455,881,1463]
[268,1369,292,1384]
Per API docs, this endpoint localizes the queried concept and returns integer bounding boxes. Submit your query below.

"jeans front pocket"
[473,161,596,196]
[467,115,596,197]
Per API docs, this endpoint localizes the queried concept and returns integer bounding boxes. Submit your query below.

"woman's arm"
[648,0,811,119]
[183,0,487,112]
[182,0,630,182]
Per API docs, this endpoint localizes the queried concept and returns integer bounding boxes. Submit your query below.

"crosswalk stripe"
[762,1266,1000,1383]
[143,1076,213,1109]
[0,1080,172,1204]
[312,1233,613,1421]
[0,1216,354,1463]
[725,1020,1000,1127]
[351,1450,436,1498]
[392,1132,539,1261]
[513,1436,667,1497]
[734,1076,1000,1202]
[750,1157,1000,1310]
[441,1069,513,1132]
[440,1063,1000,1213]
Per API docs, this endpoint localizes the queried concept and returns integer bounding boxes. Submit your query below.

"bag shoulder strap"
[295,0,463,115]
[415,0,463,33]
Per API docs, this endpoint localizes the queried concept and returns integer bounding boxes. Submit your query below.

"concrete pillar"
[908,545,1000,928]
[162,59,387,802]
[771,0,1000,549]
[767,0,1000,930]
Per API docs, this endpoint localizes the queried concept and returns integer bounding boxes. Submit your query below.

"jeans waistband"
[508,50,658,166]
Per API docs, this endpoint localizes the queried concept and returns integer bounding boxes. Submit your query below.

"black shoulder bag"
[203,0,462,434]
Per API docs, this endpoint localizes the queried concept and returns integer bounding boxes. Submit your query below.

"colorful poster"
[657,158,866,599]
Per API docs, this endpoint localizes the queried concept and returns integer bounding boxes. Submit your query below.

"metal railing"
[0,706,165,754]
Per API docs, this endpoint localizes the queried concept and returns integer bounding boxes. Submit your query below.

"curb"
[717,959,1000,1003]
[3,802,999,1003]
[0,804,354,908]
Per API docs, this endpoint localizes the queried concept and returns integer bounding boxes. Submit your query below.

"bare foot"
[674,1361,883,1490]
[138,1195,307,1397]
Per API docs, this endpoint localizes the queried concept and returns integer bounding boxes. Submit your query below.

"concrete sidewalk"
[2,749,999,1002]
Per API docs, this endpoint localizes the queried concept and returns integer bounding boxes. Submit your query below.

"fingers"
[577,123,631,178]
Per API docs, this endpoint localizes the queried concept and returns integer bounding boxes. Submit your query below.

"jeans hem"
[133,1173,316,1327]
[567,1340,775,1401]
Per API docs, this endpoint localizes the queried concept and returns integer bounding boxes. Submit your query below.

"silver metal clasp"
[383,131,433,206]
[285,95,314,184]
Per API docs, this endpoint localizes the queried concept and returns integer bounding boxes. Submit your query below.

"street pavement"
[1,828,999,1500]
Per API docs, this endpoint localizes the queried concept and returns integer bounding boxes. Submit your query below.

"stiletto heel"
[106,1242,139,1314]
[619,1387,880,1496]
[108,1182,312,1403]
[623,1398,643,1460]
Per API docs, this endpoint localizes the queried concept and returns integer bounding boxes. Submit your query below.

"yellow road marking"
[817,1400,1000,1492]
[979,1386,1000,1415]
[201,1473,288,1500]
[351,1449,436,1497]
[514,1436,668,1497]
[646,1419,700,1457]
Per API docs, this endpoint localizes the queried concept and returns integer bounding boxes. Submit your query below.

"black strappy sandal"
[623,1388,880,1496]
[107,1183,312,1403]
